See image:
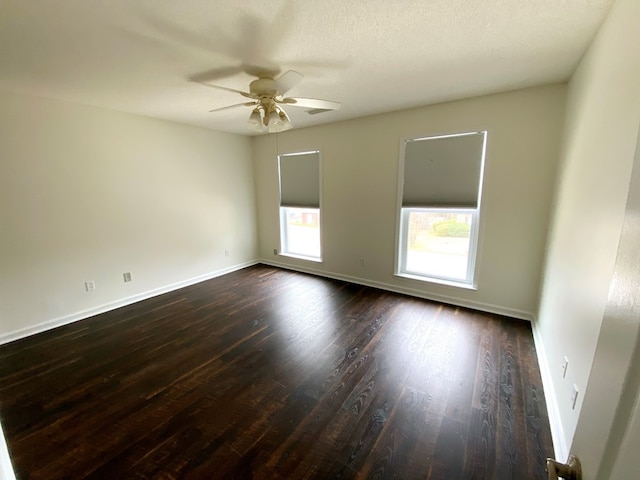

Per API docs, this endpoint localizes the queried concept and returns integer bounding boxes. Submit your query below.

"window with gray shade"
[278,151,322,261]
[403,132,484,208]
[397,131,487,286]
[279,151,320,208]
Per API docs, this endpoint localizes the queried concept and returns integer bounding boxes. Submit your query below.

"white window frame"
[277,150,323,262]
[395,131,487,289]
[398,207,480,286]
[279,206,322,262]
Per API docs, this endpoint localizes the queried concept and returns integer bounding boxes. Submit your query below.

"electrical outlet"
[225,250,230,257]
[562,356,569,379]
[571,385,579,410]
[360,257,366,267]
[84,281,96,292]
[123,272,132,283]
[273,248,278,255]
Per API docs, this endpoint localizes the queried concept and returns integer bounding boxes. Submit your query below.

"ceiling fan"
[193,70,341,133]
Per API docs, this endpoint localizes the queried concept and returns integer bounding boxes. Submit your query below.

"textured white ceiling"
[0,0,614,135]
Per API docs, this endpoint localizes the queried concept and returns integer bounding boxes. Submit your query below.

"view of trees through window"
[405,210,473,280]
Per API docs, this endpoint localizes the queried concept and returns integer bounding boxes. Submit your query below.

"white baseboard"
[0,261,258,346]
[531,316,568,462]
[260,259,534,321]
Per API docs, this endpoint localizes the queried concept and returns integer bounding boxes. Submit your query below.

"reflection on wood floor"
[0,264,553,479]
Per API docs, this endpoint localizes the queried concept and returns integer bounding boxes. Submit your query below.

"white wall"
[0,91,257,341]
[535,0,640,467]
[0,423,15,480]
[253,84,566,319]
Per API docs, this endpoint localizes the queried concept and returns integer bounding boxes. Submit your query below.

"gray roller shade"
[279,151,320,208]
[403,132,485,208]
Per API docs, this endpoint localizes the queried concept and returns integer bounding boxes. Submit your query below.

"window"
[400,209,478,282]
[278,151,322,261]
[397,132,486,286]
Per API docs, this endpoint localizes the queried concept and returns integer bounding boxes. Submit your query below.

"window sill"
[278,253,323,263]
[394,272,477,291]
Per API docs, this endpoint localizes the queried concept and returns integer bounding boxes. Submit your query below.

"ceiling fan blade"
[274,70,303,95]
[307,108,334,115]
[195,82,256,99]
[279,97,341,110]
[189,66,246,83]
[240,1,296,68]
[209,102,257,113]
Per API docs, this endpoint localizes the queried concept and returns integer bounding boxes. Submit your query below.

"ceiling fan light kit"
[247,108,263,132]
[246,103,293,133]
[279,110,292,128]
[195,70,340,134]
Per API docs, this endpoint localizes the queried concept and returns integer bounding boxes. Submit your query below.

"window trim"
[279,206,323,262]
[277,150,323,262]
[394,131,487,289]
[397,207,480,287]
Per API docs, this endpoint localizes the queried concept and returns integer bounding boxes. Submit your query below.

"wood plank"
[0,265,553,479]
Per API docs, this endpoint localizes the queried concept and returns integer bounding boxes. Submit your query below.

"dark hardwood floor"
[0,265,553,479]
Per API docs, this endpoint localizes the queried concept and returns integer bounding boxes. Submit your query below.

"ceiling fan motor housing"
[249,77,278,97]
